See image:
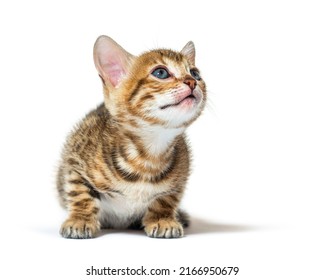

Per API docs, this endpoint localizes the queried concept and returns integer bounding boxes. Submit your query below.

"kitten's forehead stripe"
[153,49,184,62]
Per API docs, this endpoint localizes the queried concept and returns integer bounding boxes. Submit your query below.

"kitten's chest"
[98,182,169,228]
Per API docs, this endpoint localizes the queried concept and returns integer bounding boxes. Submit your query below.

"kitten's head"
[93,36,206,129]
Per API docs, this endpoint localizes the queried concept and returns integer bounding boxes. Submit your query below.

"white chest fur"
[98,181,168,229]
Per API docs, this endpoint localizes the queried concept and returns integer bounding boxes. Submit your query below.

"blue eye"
[151,68,170,79]
[190,69,201,80]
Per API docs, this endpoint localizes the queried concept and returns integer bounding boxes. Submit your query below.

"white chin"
[155,101,201,127]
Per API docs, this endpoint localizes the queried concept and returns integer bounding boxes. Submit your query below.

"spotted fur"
[57,36,206,238]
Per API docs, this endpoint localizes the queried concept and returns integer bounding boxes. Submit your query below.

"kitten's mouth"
[160,93,196,110]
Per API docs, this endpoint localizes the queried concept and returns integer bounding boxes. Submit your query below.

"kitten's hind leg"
[143,195,184,238]
[59,171,100,239]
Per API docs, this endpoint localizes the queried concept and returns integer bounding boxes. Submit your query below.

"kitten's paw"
[144,220,184,238]
[60,218,100,239]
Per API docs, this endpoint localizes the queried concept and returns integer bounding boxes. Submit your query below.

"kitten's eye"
[190,69,201,80]
[151,68,170,79]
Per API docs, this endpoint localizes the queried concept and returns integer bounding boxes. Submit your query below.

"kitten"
[57,35,206,238]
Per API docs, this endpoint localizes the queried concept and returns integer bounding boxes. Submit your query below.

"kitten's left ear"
[93,35,134,88]
[181,41,196,65]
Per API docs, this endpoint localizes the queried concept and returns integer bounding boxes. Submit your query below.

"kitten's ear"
[181,41,196,65]
[93,36,134,88]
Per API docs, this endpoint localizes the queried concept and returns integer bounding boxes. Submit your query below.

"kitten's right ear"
[93,36,134,88]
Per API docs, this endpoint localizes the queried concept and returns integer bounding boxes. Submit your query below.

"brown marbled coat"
[57,36,206,238]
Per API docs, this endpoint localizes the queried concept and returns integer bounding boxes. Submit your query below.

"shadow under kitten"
[185,217,258,235]
[95,216,257,238]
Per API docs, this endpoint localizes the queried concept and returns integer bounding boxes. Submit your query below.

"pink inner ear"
[102,62,125,88]
[94,36,133,88]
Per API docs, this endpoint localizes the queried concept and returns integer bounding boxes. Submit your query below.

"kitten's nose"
[184,76,197,91]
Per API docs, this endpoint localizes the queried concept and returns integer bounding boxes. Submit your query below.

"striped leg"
[60,171,100,239]
[143,195,184,238]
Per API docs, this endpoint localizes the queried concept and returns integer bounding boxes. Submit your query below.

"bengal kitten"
[57,36,206,238]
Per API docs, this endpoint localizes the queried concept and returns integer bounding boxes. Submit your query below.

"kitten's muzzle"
[160,88,198,110]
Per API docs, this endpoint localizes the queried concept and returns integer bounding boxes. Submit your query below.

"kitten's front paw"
[60,218,100,239]
[144,220,184,238]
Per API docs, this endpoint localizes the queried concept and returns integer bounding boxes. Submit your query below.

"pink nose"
[184,76,197,90]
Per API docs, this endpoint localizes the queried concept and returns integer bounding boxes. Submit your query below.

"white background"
[0,0,324,279]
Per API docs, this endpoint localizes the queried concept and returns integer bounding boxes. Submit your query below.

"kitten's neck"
[117,122,185,159]
[106,117,185,179]
[136,125,185,156]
